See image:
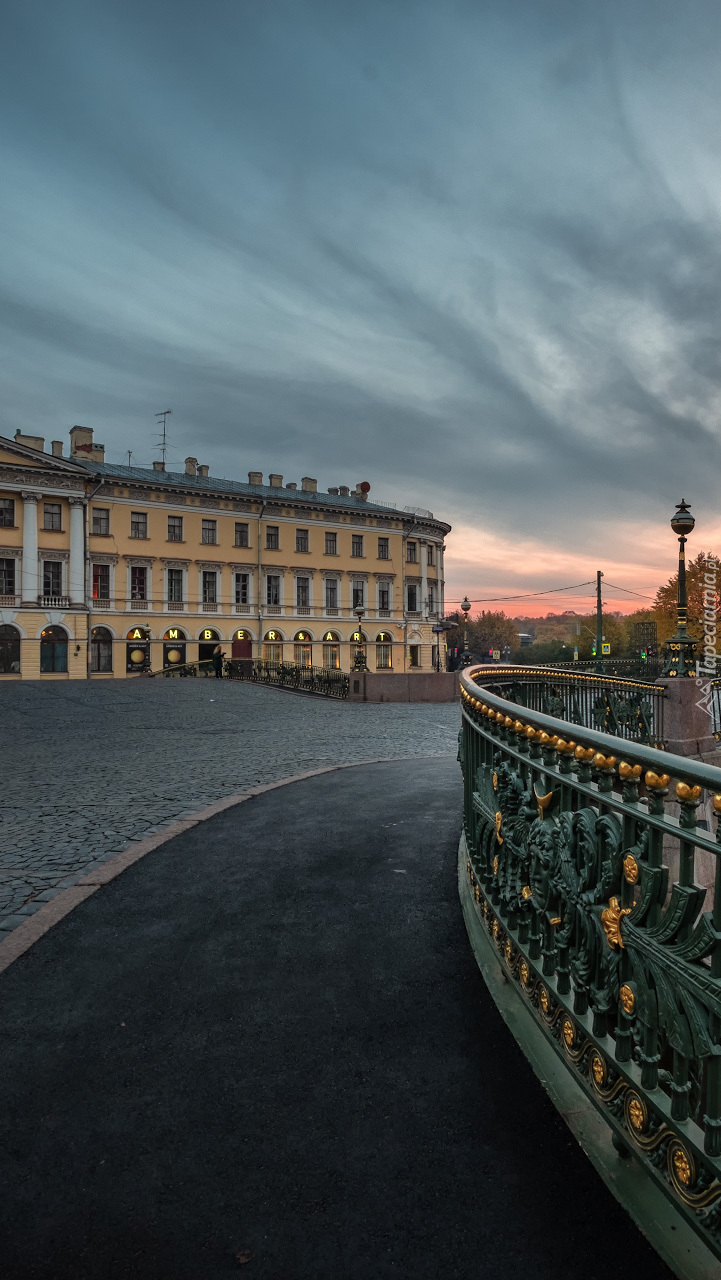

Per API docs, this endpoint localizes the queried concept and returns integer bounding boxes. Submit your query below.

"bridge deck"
[0,760,671,1279]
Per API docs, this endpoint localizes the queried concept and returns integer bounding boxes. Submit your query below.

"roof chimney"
[197,464,210,478]
[286,482,297,490]
[301,476,318,493]
[153,460,166,472]
[185,456,197,476]
[328,487,339,496]
[14,430,45,452]
[248,471,263,486]
[268,473,283,488]
[51,440,63,457]
[69,425,105,463]
[338,485,350,497]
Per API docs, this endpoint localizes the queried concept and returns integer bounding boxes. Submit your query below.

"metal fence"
[225,659,349,698]
[151,657,350,698]
[473,664,665,748]
[459,662,721,1267]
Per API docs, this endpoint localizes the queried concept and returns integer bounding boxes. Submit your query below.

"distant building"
[516,633,532,647]
[0,427,451,678]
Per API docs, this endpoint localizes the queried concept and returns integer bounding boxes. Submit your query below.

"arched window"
[263,629,282,664]
[375,632,393,670]
[0,624,21,673]
[294,630,312,668]
[322,630,340,670]
[40,625,68,673]
[90,626,113,673]
[198,627,220,664]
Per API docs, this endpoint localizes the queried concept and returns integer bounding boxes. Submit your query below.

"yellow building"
[0,427,451,679]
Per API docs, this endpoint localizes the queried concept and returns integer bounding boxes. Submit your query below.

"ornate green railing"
[150,658,349,697]
[459,663,721,1269]
[476,664,665,747]
[225,659,349,698]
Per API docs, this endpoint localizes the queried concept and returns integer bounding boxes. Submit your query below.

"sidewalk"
[0,759,671,1279]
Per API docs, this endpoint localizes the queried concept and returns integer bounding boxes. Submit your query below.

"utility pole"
[155,409,172,469]
[595,569,604,674]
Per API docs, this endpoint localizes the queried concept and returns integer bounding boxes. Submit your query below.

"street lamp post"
[661,499,697,677]
[457,596,473,668]
[352,605,369,671]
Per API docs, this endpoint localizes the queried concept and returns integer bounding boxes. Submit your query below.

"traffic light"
[640,649,647,661]
[591,643,596,657]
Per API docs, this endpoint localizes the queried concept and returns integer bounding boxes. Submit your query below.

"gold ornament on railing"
[645,771,670,790]
[601,896,632,949]
[676,781,703,803]
[619,762,643,780]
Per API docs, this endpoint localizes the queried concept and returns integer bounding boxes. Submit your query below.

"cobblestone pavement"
[0,681,459,936]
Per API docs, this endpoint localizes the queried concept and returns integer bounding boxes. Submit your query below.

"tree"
[445,609,518,657]
[653,550,720,646]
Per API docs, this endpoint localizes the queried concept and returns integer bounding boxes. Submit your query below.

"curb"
[0,755,447,977]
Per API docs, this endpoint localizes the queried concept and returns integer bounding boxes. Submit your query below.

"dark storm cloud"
[3,0,721,583]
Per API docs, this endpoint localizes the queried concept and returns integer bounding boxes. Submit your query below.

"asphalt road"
[0,759,672,1279]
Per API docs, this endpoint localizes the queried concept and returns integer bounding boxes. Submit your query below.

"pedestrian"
[212,643,225,678]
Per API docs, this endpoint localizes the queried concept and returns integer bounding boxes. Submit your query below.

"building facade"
[0,427,451,679]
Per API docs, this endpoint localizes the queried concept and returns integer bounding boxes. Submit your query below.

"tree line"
[445,551,719,664]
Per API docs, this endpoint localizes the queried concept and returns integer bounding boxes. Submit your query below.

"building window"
[378,584,390,611]
[0,498,15,528]
[407,585,418,612]
[235,522,249,547]
[43,561,62,597]
[43,502,62,531]
[92,563,110,600]
[92,508,110,536]
[130,566,147,600]
[202,570,217,603]
[0,559,16,597]
[168,516,183,542]
[40,625,68,673]
[406,541,417,563]
[266,526,279,550]
[130,511,147,539]
[263,631,282,664]
[325,532,337,555]
[296,576,310,608]
[376,633,393,669]
[296,529,309,553]
[234,572,249,605]
[428,586,435,612]
[294,643,312,667]
[409,644,420,668]
[351,534,364,558]
[0,624,21,673]
[427,545,435,566]
[167,568,183,603]
[352,580,365,609]
[201,519,217,545]
[90,626,113,673]
[266,575,280,606]
[378,537,389,560]
[322,644,339,669]
[325,579,338,610]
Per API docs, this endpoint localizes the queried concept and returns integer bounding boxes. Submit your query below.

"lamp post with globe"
[661,499,698,677]
[458,596,474,668]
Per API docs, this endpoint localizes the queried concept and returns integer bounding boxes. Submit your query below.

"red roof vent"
[359,481,371,493]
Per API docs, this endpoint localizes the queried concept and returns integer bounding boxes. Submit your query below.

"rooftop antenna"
[127,450,133,467]
[155,409,172,469]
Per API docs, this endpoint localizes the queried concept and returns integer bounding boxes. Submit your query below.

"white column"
[69,499,85,606]
[420,541,429,619]
[20,492,39,605]
[439,544,445,618]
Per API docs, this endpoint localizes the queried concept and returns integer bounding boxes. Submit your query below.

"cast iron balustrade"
[225,658,349,698]
[152,658,349,698]
[459,662,721,1265]
[477,664,665,747]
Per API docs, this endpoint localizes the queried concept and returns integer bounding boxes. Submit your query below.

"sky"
[3,0,721,616]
